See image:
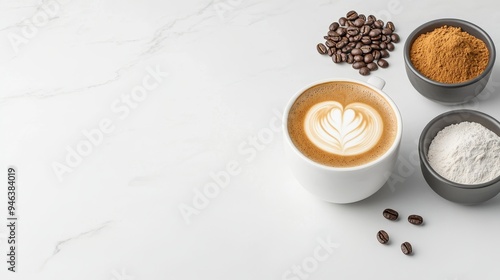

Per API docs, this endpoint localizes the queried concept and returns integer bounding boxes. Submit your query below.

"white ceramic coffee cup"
[283,77,402,203]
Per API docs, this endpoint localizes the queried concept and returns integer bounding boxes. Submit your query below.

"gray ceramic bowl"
[404,19,496,105]
[419,110,500,204]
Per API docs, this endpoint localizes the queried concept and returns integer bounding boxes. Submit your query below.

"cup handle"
[367,76,386,90]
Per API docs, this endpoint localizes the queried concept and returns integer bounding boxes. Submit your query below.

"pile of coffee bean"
[377,208,423,256]
[316,10,400,76]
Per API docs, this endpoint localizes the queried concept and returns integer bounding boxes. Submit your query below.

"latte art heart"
[304,101,383,156]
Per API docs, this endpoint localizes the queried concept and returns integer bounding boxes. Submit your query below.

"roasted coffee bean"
[384,35,392,43]
[378,58,389,68]
[346,10,358,20]
[353,55,363,62]
[370,43,381,50]
[317,43,328,55]
[372,50,381,60]
[335,40,347,49]
[358,14,366,21]
[330,35,341,42]
[342,45,353,53]
[346,20,355,27]
[374,19,384,29]
[386,42,395,51]
[360,45,372,54]
[386,21,395,32]
[391,33,400,43]
[329,22,340,31]
[355,42,363,49]
[379,42,387,50]
[340,53,347,62]
[369,29,381,37]
[328,30,339,37]
[332,53,342,63]
[325,40,336,48]
[336,49,342,54]
[361,36,371,45]
[352,34,362,42]
[377,230,389,244]
[380,49,390,58]
[408,215,423,225]
[347,26,359,36]
[383,208,398,220]
[401,242,413,255]
[351,48,362,56]
[360,25,371,35]
[341,36,349,43]
[354,18,365,27]
[352,61,366,69]
[382,28,393,35]
[367,62,378,71]
[364,53,374,63]
[336,27,346,36]
[366,15,376,25]
[359,66,370,76]
[327,47,336,56]
[339,17,347,26]
[371,34,382,41]
[346,53,354,64]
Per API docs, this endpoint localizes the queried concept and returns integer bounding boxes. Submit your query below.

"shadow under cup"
[283,78,402,203]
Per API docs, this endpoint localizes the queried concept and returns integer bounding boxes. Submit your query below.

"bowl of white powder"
[419,109,500,204]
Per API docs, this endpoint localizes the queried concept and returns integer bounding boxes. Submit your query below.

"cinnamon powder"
[410,25,489,84]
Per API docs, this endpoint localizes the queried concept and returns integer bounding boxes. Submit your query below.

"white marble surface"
[1,0,500,279]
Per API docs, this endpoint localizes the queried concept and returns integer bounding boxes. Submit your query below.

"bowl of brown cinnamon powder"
[404,18,496,105]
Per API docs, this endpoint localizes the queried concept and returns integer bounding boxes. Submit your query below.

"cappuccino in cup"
[287,81,398,167]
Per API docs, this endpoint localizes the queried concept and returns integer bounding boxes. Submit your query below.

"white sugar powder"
[427,121,500,184]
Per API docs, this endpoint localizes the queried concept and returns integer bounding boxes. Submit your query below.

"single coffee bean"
[317,43,328,55]
[380,49,390,58]
[346,53,354,64]
[340,52,347,62]
[391,33,400,43]
[366,15,376,25]
[408,215,424,225]
[401,242,413,255]
[377,230,389,244]
[355,42,363,49]
[372,50,381,60]
[352,34,362,42]
[384,36,392,43]
[371,34,382,41]
[378,58,389,68]
[336,49,342,54]
[369,29,381,37]
[346,10,358,20]
[329,22,340,31]
[346,20,355,27]
[359,66,370,76]
[352,61,366,69]
[341,36,349,43]
[335,41,347,49]
[364,53,374,63]
[382,28,393,35]
[339,17,347,26]
[330,35,341,42]
[347,26,359,36]
[336,27,346,36]
[360,25,371,35]
[328,30,339,37]
[360,45,372,54]
[386,42,395,51]
[332,53,342,63]
[367,62,378,71]
[370,43,381,50]
[327,47,336,56]
[358,14,366,21]
[325,40,336,48]
[354,18,365,27]
[374,19,384,29]
[383,208,398,220]
[341,45,353,53]
[386,21,395,32]
[353,55,363,62]
[351,48,362,56]
[379,42,387,50]
[361,36,371,45]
